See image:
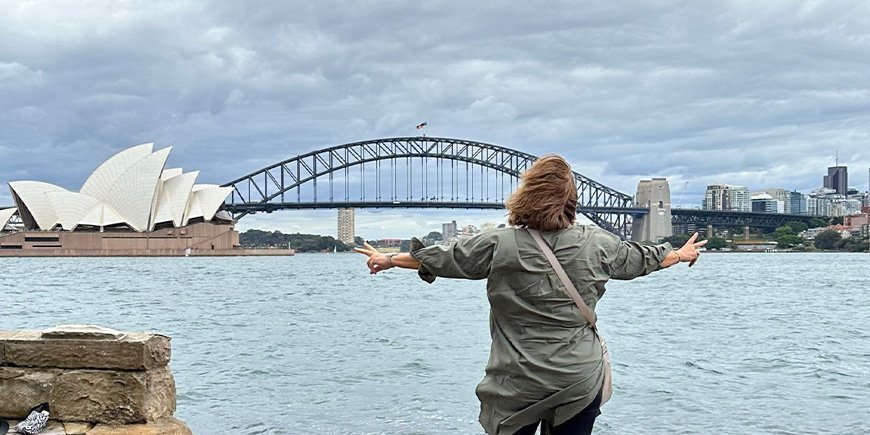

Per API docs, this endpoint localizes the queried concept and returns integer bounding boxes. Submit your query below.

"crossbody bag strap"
[527,228,598,330]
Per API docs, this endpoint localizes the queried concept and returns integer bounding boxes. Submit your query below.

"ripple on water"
[1,253,869,434]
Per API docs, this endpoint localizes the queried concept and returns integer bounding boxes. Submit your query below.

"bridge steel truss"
[222,137,637,238]
[671,209,819,229]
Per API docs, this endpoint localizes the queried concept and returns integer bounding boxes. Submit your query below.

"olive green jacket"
[411,225,673,435]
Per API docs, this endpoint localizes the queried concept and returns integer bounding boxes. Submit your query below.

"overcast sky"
[2,1,869,239]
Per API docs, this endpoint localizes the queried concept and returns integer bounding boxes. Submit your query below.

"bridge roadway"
[226,200,820,230]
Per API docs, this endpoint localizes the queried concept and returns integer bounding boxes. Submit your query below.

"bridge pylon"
[630,178,673,242]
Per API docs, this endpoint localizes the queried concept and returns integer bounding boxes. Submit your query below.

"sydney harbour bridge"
[221,137,820,240]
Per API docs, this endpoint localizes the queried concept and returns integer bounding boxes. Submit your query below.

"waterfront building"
[337,208,355,244]
[751,193,783,213]
[789,191,807,214]
[763,188,804,214]
[824,166,848,195]
[0,143,243,255]
[840,199,864,216]
[703,184,749,212]
[703,184,727,211]
[442,220,457,239]
[377,238,403,248]
[730,186,751,212]
[807,188,846,217]
[8,143,232,232]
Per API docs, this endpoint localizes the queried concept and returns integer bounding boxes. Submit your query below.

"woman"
[354,155,705,435]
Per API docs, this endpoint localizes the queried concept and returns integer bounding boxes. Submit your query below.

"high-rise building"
[823,166,848,195]
[751,193,784,213]
[442,220,457,239]
[703,184,749,212]
[703,184,728,211]
[729,186,751,212]
[337,208,355,244]
[763,188,805,214]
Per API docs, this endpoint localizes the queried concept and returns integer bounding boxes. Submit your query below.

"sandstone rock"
[36,420,67,435]
[41,325,126,340]
[1,330,170,370]
[86,417,192,435]
[0,366,174,423]
[0,366,58,417]
[50,366,176,424]
[63,422,96,434]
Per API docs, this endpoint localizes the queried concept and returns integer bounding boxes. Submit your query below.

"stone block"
[0,330,170,370]
[0,366,58,417]
[87,417,192,435]
[51,366,176,424]
[0,330,19,365]
[0,367,175,424]
[64,422,96,434]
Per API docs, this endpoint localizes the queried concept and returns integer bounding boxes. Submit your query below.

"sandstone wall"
[0,326,191,435]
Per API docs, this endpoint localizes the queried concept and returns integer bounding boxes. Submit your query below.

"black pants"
[514,389,603,435]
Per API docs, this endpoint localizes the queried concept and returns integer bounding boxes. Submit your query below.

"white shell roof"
[183,184,230,225]
[45,191,104,231]
[7,143,232,232]
[0,207,17,230]
[8,181,68,230]
[161,168,183,180]
[81,143,153,198]
[152,171,198,229]
[80,203,126,228]
[194,186,233,222]
[97,147,171,232]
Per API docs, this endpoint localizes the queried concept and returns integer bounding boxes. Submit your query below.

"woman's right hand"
[677,232,707,267]
[353,242,393,274]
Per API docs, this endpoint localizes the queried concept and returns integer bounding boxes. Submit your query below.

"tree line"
[239,229,355,252]
[663,218,868,252]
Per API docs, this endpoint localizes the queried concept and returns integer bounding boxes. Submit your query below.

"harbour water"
[1,252,868,434]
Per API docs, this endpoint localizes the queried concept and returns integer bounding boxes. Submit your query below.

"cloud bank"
[2,0,869,238]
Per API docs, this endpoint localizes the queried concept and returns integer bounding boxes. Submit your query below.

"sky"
[2,0,869,239]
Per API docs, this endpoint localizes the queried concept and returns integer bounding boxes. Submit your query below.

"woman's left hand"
[353,242,392,274]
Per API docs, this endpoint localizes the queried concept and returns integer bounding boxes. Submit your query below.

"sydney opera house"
[0,143,242,256]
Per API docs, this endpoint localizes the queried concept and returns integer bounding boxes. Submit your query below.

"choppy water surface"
[1,253,868,434]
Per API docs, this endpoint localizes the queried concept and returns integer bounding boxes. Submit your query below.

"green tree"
[831,216,844,225]
[813,229,842,250]
[772,226,796,239]
[354,236,364,246]
[705,237,728,250]
[807,217,827,228]
[663,234,692,247]
[784,221,808,233]
[776,234,803,249]
[425,231,443,241]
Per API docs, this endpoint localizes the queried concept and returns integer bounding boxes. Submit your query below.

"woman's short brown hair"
[505,155,577,231]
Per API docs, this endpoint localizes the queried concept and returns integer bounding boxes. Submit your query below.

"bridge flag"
[416,121,427,129]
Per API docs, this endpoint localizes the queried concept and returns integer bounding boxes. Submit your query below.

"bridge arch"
[222,137,636,237]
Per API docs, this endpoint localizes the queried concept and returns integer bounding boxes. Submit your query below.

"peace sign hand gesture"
[353,242,393,274]
[677,232,707,267]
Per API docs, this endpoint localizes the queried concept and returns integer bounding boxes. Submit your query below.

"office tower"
[442,220,457,239]
[704,184,749,211]
[823,166,848,195]
[337,208,355,244]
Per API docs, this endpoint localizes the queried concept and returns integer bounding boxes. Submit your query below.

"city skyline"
[3,2,870,238]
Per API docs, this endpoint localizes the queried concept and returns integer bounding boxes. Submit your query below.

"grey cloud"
[2,0,869,221]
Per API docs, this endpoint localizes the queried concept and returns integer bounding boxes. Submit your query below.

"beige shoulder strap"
[527,228,598,329]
